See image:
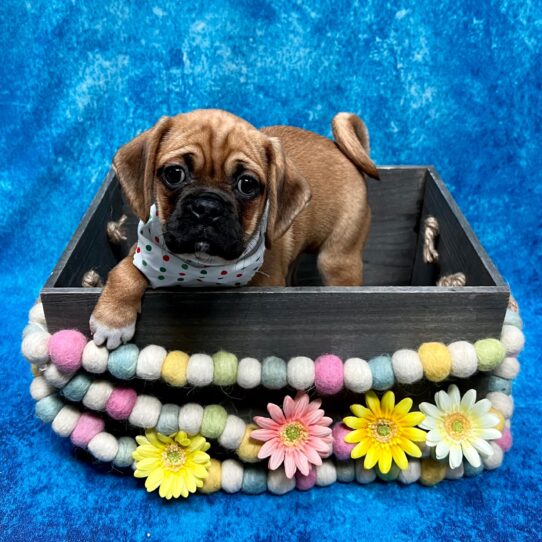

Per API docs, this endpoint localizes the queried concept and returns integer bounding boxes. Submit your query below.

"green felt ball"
[212,351,238,386]
[200,404,228,439]
[475,339,505,371]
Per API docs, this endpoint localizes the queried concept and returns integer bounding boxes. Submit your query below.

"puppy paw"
[89,314,136,350]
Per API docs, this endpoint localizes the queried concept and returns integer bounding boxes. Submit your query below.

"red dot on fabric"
[179,272,186,276]
[136,247,141,254]
[154,236,160,243]
[220,270,228,275]
[236,273,243,277]
[163,255,170,262]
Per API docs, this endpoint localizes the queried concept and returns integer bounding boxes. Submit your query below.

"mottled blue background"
[1,1,541,541]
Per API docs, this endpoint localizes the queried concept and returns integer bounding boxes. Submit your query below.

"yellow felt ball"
[31,364,41,377]
[418,343,452,382]
[161,351,189,387]
[236,423,262,463]
[200,459,222,494]
[490,407,506,432]
[420,458,447,486]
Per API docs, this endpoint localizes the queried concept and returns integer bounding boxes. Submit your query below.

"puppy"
[90,109,378,348]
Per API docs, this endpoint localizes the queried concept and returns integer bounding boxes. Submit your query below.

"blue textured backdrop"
[1,1,541,541]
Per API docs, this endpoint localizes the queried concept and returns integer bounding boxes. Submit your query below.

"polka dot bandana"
[133,204,269,288]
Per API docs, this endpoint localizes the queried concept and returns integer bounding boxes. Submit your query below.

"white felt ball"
[21,331,51,365]
[493,357,520,380]
[186,354,214,386]
[355,462,376,484]
[221,459,244,493]
[486,392,514,419]
[52,406,81,437]
[500,325,525,357]
[128,395,161,428]
[218,415,246,450]
[335,460,356,483]
[287,356,315,390]
[88,432,119,463]
[316,460,337,487]
[136,345,167,381]
[44,364,73,388]
[448,341,478,379]
[81,341,109,374]
[482,441,504,470]
[418,441,431,458]
[268,467,296,495]
[237,357,261,389]
[398,460,421,484]
[343,357,372,392]
[178,403,204,435]
[392,349,424,384]
[82,380,114,411]
[30,376,55,400]
[446,463,464,480]
[29,302,46,326]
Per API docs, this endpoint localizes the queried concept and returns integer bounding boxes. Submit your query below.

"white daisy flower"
[419,384,502,469]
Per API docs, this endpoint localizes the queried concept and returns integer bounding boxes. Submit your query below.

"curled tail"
[332,113,379,180]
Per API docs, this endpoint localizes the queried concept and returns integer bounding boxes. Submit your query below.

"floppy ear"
[112,116,173,221]
[265,137,312,248]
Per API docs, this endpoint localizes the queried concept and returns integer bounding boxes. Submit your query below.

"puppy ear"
[332,113,379,180]
[112,116,172,221]
[265,137,312,248]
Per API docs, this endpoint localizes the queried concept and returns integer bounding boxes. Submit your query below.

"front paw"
[89,314,136,350]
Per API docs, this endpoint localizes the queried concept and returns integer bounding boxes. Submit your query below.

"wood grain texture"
[412,168,508,287]
[42,166,509,359]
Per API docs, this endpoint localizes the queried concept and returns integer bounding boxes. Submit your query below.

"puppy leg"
[89,246,148,349]
[248,247,289,287]
[317,207,371,286]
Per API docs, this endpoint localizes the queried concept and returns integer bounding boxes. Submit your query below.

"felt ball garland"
[23,300,524,495]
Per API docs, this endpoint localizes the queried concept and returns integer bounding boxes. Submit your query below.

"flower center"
[162,444,186,471]
[370,419,397,443]
[280,421,308,447]
[444,413,471,441]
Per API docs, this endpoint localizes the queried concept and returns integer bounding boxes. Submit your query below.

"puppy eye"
[236,175,260,198]
[161,165,186,187]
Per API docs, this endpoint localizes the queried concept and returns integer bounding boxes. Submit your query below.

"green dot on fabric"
[158,275,165,280]
[160,267,166,272]
[182,264,188,270]
[145,245,152,251]
[142,260,147,266]
[200,269,207,275]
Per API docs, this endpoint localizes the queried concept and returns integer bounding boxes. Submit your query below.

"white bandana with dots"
[133,204,268,288]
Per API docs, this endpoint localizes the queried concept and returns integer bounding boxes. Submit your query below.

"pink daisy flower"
[251,392,333,479]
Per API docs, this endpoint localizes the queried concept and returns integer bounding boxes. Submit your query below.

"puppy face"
[113,109,311,260]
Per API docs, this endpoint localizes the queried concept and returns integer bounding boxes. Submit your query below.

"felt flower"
[343,391,426,473]
[133,430,211,499]
[251,392,333,478]
[419,384,501,469]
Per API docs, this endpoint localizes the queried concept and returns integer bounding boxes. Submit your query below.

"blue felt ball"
[108,344,139,380]
[242,468,267,494]
[488,375,512,395]
[35,395,63,423]
[368,355,395,390]
[61,374,92,401]
[464,461,484,477]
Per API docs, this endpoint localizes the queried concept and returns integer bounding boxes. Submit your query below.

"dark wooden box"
[42,166,509,358]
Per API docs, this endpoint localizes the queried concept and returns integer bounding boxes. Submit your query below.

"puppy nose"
[190,195,224,222]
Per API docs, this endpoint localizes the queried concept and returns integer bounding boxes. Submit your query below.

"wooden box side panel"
[42,286,509,359]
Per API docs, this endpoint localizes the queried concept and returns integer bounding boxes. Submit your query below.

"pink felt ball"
[314,354,344,395]
[49,329,87,373]
[496,427,513,452]
[70,412,105,448]
[295,467,317,490]
[332,422,355,460]
[106,388,138,420]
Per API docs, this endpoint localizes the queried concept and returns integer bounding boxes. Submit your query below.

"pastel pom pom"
[49,330,87,373]
[332,422,355,460]
[314,354,344,395]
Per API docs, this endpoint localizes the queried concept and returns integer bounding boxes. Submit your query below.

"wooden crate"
[41,166,508,358]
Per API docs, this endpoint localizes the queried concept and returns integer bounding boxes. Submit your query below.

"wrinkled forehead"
[156,113,269,180]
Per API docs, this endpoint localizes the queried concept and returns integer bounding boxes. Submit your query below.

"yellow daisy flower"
[133,430,211,499]
[343,391,426,474]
